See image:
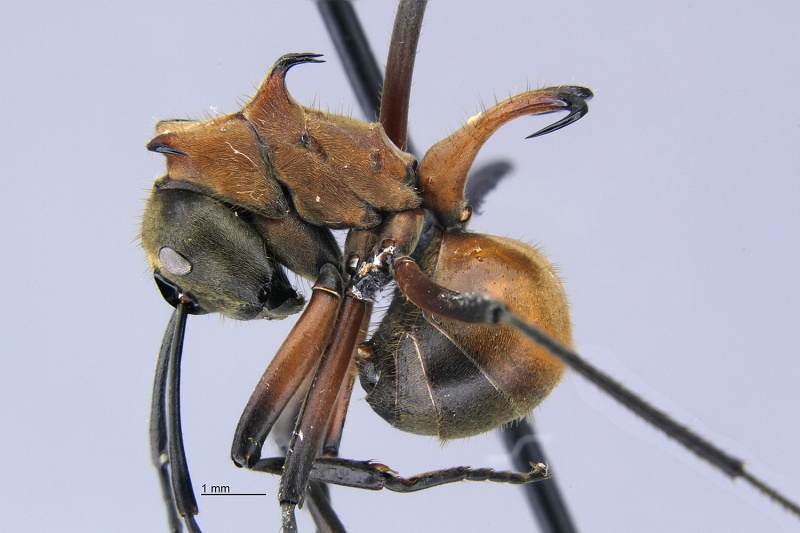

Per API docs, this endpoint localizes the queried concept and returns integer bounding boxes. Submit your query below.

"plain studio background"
[1,2,798,532]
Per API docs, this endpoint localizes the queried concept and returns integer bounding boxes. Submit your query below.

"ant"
[141,1,800,531]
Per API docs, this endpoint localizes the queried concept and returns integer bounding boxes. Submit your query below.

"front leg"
[277,296,366,532]
[231,264,343,467]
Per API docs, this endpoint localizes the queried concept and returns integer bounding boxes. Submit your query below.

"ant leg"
[501,418,577,533]
[150,308,183,533]
[306,481,347,533]
[253,456,548,492]
[269,382,348,533]
[165,302,202,533]
[322,302,373,457]
[378,0,426,151]
[231,264,343,467]
[148,301,203,532]
[392,256,800,518]
[277,304,371,533]
[316,0,383,122]
[278,297,367,530]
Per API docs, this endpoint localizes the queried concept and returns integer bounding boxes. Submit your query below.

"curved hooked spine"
[418,86,593,228]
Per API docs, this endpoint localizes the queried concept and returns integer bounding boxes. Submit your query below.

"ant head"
[141,180,305,321]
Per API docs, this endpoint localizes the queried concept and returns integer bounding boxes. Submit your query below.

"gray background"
[2,1,798,532]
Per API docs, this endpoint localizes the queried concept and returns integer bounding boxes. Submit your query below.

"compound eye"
[258,284,270,305]
[153,272,208,315]
[158,246,192,276]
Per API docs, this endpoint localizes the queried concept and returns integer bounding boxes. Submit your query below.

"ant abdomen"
[359,228,572,439]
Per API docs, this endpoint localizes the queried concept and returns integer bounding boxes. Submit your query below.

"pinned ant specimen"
[141,1,800,531]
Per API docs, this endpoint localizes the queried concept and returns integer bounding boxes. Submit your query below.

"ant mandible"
[140,1,800,532]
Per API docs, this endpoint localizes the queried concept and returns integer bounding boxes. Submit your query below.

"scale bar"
[200,493,267,496]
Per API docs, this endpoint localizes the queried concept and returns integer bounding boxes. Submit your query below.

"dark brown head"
[141,180,304,320]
